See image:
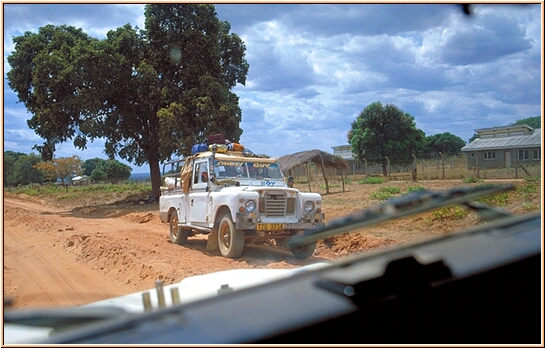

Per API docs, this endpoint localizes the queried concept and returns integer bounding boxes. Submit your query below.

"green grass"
[370,191,393,200]
[7,182,151,200]
[406,185,425,193]
[358,176,385,185]
[462,176,483,183]
[370,186,401,200]
[432,206,469,221]
[476,192,509,207]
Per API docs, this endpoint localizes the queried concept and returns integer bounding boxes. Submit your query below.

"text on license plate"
[256,223,285,231]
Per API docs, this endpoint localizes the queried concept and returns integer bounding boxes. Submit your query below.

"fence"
[287,154,541,183]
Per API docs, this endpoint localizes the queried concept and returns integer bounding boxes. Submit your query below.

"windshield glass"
[214,160,283,180]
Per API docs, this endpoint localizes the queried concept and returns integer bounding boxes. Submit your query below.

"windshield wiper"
[3,306,129,331]
[288,184,515,249]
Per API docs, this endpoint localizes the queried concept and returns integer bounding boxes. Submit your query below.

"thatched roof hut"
[278,149,349,193]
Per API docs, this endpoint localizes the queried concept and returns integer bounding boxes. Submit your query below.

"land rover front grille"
[259,191,295,216]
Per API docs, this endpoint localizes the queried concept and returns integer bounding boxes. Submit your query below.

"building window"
[533,149,541,160]
[518,150,529,161]
[483,151,496,160]
[471,153,475,158]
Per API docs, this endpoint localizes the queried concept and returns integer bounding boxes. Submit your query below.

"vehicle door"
[188,158,210,226]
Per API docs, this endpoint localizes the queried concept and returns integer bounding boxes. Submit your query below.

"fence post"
[306,164,312,192]
[439,152,445,179]
[412,153,417,181]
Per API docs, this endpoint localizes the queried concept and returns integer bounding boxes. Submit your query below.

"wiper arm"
[288,184,515,249]
[4,306,129,330]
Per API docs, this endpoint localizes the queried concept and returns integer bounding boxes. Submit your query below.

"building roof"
[462,128,541,152]
[475,124,534,138]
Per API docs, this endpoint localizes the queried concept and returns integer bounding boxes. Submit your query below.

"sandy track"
[4,179,538,309]
[3,195,325,309]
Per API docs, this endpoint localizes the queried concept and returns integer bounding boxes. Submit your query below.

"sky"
[2,3,543,174]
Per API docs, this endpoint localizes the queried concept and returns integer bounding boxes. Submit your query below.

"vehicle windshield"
[214,160,283,180]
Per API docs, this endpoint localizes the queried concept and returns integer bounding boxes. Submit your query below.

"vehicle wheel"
[290,242,316,259]
[217,212,244,258]
[170,211,189,245]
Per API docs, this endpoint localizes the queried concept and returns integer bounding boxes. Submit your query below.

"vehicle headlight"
[245,199,257,213]
[304,201,314,214]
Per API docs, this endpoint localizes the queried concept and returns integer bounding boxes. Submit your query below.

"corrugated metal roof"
[462,128,541,152]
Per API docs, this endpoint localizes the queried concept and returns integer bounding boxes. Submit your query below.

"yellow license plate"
[256,223,285,231]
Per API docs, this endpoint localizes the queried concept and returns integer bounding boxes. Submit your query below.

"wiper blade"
[4,306,128,330]
[288,184,515,248]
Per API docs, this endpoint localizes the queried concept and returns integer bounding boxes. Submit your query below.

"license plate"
[256,223,285,231]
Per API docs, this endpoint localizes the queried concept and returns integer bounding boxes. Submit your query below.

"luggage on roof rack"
[191,142,208,155]
[207,133,225,145]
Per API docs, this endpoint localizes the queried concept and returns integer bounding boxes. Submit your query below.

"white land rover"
[159,148,324,259]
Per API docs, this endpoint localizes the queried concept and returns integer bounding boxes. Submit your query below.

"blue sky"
[2,3,542,174]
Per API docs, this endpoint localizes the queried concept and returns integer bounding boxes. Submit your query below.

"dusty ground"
[2,179,540,309]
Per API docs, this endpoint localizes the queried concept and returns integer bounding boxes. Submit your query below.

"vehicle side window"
[194,161,209,184]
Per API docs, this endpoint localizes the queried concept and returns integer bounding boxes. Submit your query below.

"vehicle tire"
[290,242,316,259]
[170,211,189,245]
[217,212,244,258]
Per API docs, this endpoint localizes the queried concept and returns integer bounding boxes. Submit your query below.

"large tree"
[349,102,425,176]
[424,132,466,159]
[7,4,248,199]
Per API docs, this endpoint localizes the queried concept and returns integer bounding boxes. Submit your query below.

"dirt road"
[3,179,539,309]
[3,195,329,309]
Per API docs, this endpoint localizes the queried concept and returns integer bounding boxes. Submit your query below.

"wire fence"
[288,154,541,182]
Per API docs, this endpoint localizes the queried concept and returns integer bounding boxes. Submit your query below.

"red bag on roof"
[207,133,225,145]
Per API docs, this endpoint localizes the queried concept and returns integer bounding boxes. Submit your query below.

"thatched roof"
[278,149,349,173]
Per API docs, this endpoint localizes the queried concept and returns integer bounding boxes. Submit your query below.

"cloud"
[439,6,533,65]
[3,4,144,39]
[2,3,541,169]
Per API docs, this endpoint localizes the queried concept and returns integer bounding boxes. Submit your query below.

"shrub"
[406,185,425,193]
[358,176,384,185]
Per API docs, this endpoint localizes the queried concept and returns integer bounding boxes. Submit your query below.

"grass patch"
[462,176,483,183]
[358,176,385,185]
[7,182,152,201]
[406,185,425,193]
[370,191,393,200]
[477,192,509,206]
[370,186,401,200]
[431,206,469,221]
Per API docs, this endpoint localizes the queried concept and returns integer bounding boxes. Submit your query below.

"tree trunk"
[382,158,388,176]
[149,157,162,201]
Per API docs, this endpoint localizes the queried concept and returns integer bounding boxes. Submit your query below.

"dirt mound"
[123,212,157,224]
[322,233,398,256]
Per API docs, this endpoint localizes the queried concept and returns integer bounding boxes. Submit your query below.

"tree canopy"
[3,151,44,186]
[82,158,132,183]
[349,102,425,176]
[7,4,248,198]
[423,132,466,159]
[513,116,541,129]
[34,155,82,187]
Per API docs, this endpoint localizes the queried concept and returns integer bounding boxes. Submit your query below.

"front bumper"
[235,212,325,232]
